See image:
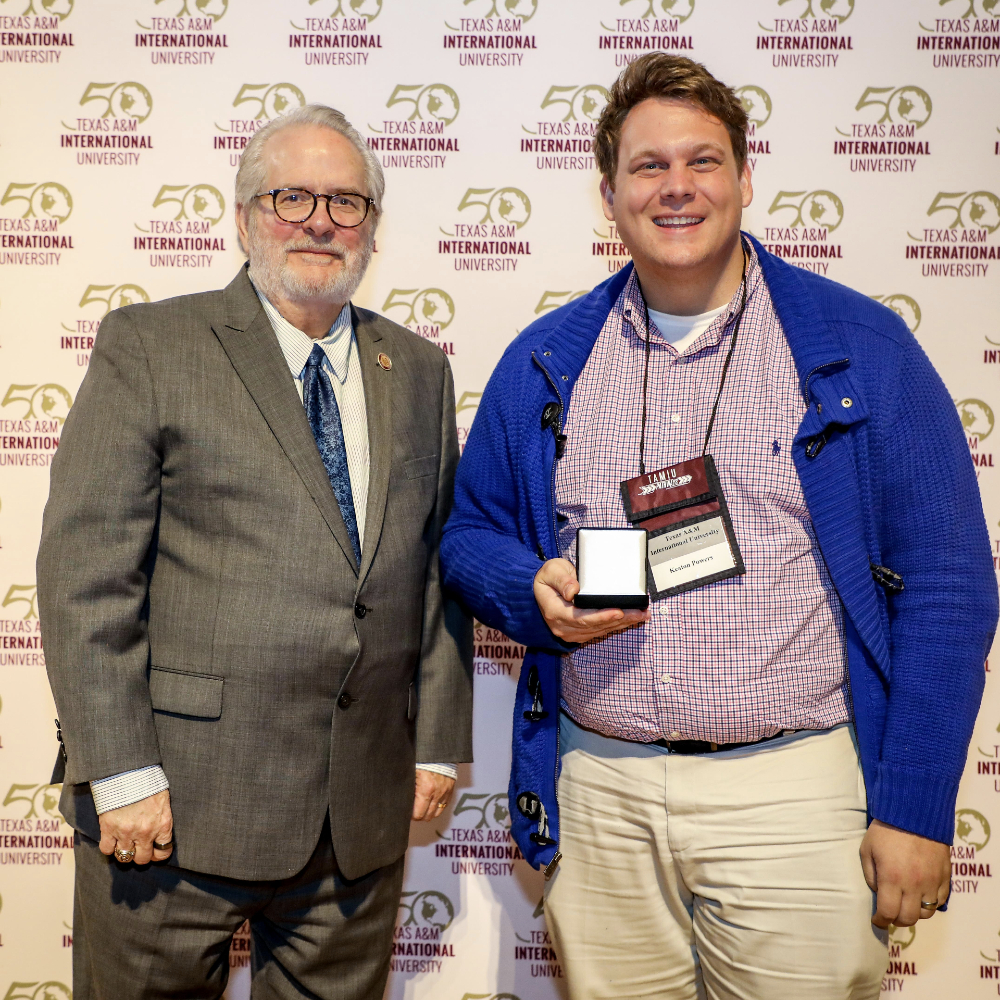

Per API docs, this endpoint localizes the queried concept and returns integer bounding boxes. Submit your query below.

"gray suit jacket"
[37,266,473,881]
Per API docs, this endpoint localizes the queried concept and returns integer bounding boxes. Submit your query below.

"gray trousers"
[72,818,405,1000]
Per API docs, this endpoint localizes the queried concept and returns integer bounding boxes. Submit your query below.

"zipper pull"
[543,851,562,880]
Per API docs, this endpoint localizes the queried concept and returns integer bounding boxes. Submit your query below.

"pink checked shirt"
[556,247,851,744]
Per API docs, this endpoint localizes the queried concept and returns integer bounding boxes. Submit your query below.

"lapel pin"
[377,352,392,371]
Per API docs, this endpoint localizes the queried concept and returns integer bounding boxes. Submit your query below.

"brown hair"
[594,54,749,183]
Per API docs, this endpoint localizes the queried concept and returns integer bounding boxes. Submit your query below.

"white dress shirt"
[90,290,455,816]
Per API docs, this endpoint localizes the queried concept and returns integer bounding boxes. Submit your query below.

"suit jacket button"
[354,602,367,619]
[338,692,353,710]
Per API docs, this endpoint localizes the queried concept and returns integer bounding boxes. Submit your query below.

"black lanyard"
[637,242,750,476]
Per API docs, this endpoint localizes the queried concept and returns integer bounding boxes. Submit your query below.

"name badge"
[620,455,745,599]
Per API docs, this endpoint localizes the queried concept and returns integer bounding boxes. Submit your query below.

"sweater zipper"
[804,358,849,407]
[532,350,565,880]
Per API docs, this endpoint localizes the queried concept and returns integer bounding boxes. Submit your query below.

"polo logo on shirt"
[638,468,693,496]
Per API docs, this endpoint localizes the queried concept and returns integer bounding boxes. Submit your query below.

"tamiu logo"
[134,0,229,66]
[368,83,461,171]
[535,290,587,314]
[443,0,539,70]
[952,807,992,896]
[290,0,384,68]
[214,83,307,164]
[834,85,932,175]
[439,186,531,274]
[761,189,844,275]
[0,586,43,662]
[756,0,855,70]
[870,294,921,333]
[521,84,607,171]
[907,190,1000,278]
[383,288,456,354]
[392,889,456,974]
[916,0,1000,69]
[0,384,69,463]
[434,790,522,875]
[0,0,74,18]
[957,397,996,472]
[0,181,73,267]
[735,85,773,169]
[2,780,62,820]
[60,283,150,365]
[599,0,697,68]
[61,82,154,167]
[473,621,526,675]
[134,184,227,270]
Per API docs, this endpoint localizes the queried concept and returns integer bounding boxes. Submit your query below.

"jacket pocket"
[149,666,224,719]
[404,455,439,480]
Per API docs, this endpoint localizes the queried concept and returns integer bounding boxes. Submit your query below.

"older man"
[37,104,472,999]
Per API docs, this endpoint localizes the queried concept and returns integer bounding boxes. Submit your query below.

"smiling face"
[237,124,375,309]
[602,98,752,308]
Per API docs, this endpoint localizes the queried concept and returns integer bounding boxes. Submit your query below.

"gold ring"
[436,802,446,811]
[114,846,135,863]
[920,900,939,910]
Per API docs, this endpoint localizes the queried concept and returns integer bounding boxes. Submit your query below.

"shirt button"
[669,731,681,740]
[659,673,672,683]
[671,414,681,423]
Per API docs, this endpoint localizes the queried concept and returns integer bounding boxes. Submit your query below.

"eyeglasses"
[255,188,375,228]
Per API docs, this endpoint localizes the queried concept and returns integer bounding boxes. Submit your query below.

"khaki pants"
[545,715,888,1000]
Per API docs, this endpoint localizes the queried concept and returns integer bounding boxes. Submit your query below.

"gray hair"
[234,104,385,222]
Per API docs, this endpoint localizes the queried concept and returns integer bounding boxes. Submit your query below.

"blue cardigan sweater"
[441,236,997,871]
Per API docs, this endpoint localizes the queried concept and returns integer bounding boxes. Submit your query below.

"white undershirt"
[647,302,728,355]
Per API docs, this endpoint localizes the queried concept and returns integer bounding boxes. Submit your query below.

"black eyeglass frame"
[254,188,376,228]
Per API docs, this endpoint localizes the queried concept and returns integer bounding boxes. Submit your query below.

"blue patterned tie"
[301,343,361,563]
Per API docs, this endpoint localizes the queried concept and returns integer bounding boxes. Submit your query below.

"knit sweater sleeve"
[869,338,997,843]
[441,353,568,652]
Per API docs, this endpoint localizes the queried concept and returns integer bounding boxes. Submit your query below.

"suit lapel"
[352,305,393,585]
[212,268,359,574]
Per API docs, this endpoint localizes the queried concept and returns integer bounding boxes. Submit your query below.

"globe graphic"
[802,190,844,231]
[962,191,1000,234]
[956,808,991,849]
[185,185,225,225]
[490,795,511,828]
[109,284,151,312]
[504,0,539,19]
[888,924,916,950]
[350,0,383,16]
[32,984,72,1000]
[881,294,921,333]
[573,85,609,123]
[491,188,531,228]
[736,86,772,127]
[957,399,994,440]
[983,0,999,13]
[113,83,153,122]
[419,85,460,125]
[34,385,73,424]
[32,183,72,223]
[660,0,696,20]
[819,0,854,21]
[889,87,932,128]
[415,289,455,328]
[414,891,454,930]
[195,0,227,17]
[40,0,73,18]
[265,84,306,119]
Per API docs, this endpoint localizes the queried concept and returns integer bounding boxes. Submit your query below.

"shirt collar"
[618,241,763,355]
[251,280,355,384]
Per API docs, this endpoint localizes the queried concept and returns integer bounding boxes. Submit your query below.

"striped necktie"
[301,343,361,563]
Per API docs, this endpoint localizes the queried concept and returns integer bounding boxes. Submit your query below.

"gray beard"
[245,214,373,308]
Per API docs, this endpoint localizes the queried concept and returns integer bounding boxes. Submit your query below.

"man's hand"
[413,769,455,822]
[534,558,649,644]
[98,789,173,865]
[860,818,951,928]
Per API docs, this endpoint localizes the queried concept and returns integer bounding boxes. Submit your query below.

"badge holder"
[621,455,744,599]
[574,527,649,610]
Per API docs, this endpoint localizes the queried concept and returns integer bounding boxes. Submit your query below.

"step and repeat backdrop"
[1,0,999,996]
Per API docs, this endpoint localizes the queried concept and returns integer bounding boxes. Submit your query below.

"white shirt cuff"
[416,763,458,781]
[90,765,170,814]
